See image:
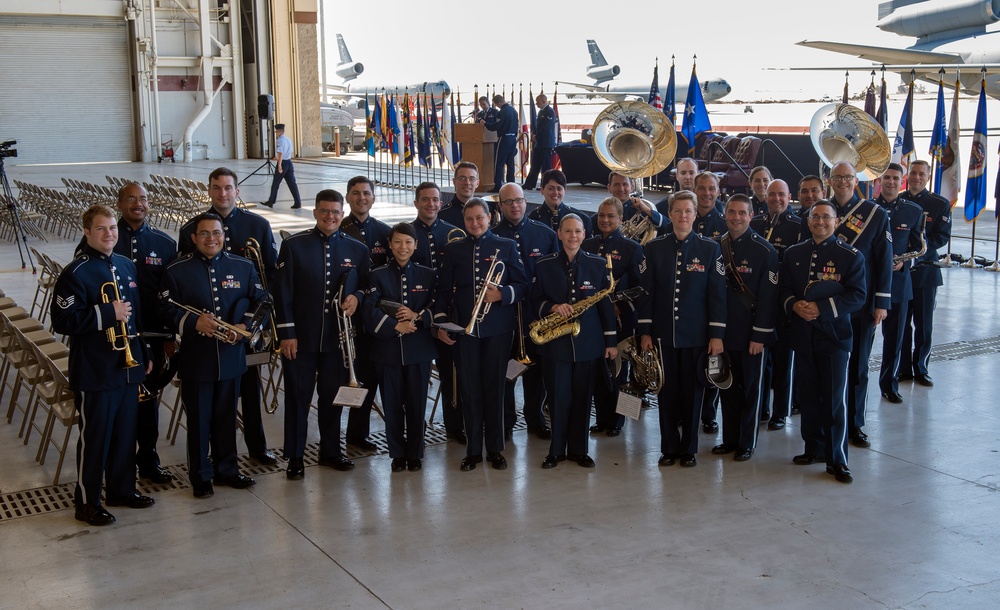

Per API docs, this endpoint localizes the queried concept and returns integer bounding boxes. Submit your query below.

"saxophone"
[893,231,927,265]
[529,255,616,345]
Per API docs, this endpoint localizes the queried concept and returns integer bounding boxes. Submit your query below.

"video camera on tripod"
[0,140,17,159]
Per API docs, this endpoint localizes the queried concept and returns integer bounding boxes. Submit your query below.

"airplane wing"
[556,80,607,93]
[797,40,961,64]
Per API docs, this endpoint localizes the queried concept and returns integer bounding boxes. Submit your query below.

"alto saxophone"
[529,255,616,345]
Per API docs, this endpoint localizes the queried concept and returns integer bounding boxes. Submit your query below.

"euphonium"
[620,205,658,245]
[243,238,279,354]
[166,298,253,344]
[101,281,140,369]
[465,248,505,335]
[529,255,616,345]
[617,336,664,393]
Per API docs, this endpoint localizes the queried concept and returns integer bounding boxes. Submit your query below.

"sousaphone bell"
[809,103,891,181]
[592,100,677,179]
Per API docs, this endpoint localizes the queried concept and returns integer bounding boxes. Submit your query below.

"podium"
[454,123,498,191]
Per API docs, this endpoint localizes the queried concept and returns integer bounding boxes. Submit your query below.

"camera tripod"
[0,154,36,274]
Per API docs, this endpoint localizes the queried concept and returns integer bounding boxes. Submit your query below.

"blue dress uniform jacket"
[638,233,727,348]
[411,217,459,270]
[833,194,892,312]
[52,246,148,390]
[582,228,645,329]
[535,104,557,149]
[877,195,926,303]
[273,227,370,352]
[908,189,951,289]
[158,251,267,382]
[492,216,559,283]
[528,202,593,236]
[433,230,529,338]
[485,103,518,139]
[341,213,391,269]
[532,250,618,362]
[363,260,438,365]
[178,206,278,285]
[749,210,804,261]
[720,229,780,349]
[439,194,468,229]
[694,208,727,240]
[114,220,177,334]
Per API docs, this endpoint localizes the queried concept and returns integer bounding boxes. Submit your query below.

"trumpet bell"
[809,103,891,181]
[592,101,677,179]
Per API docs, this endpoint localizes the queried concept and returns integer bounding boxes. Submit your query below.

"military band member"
[178,167,279,466]
[875,163,926,403]
[274,190,370,480]
[160,212,267,497]
[639,191,727,468]
[493,182,559,440]
[604,171,668,231]
[781,201,867,483]
[484,94,519,192]
[750,179,804,431]
[113,183,178,483]
[827,162,892,448]
[711,195,778,462]
[340,175,391,452]
[435,198,529,471]
[440,161,481,228]
[528,169,593,235]
[656,157,699,216]
[900,160,951,386]
[533,214,618,468]
[410,181,466,444]
[363,223,437,472]
[796,175,825,218]
[748,166,772,216]
[53,204,154,526]
[583,197,645,436]
[692,172,726,434]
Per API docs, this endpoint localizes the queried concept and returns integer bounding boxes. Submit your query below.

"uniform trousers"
[795,338,850,466]
[457,332,512,457]
[238,365,268,455]
[282,352,347,460]
[347,337,379,442]
[522,146,553,190]
[657,343,704,456]
[593,358,627,430]
[493,135,517,190]
[375,361,431,459]
[847,313,877,429]
[720,350,765,450]
[879,300,909,394]
[181,378,239,485]
[503,339,547,431]
[435,345,465,435]
[266,159,302,207]
[74,386,138,508]
[901,286,937,376]
[542,358,597,457]
[760,325,794,420]
[701,388,719,425]
[135,339,165,474]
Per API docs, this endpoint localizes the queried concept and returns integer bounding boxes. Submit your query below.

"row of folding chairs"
[0,192,47,242]
[12,179,89,239]
[61,177,117,207]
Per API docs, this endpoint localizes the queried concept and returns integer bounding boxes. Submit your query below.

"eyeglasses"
[123,196,149,204]
[501,198,526,206]
[454,176,479,182]
[315,208,344,216]
[829,175,855,182]
[196,230,225,238]
[809,214,837,221]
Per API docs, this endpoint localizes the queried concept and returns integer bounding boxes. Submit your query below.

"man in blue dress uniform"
[440,162,482,228]
[523,94,557,190]
[484,94,519,192]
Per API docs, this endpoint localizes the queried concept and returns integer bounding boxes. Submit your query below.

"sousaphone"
[592,100,677,179]
[809,103,891,181]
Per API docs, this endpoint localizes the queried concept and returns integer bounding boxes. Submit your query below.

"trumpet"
[466,248,505,335]
[101,281,140,369]
[244,238,279,353]
[167,298,253,345]
[335,279,362,389]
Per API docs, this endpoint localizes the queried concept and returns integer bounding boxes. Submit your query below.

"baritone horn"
[809,103,891,181]
[101,281,140,369]
[243,238,279,353]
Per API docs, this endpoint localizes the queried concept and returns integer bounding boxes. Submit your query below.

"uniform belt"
[503,133,517,137]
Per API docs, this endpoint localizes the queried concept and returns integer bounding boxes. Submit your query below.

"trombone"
[513,302,533,366]
[465,248,505,335]
[335,278,363,389]
[101,281,140,369]
[166,299,253,345]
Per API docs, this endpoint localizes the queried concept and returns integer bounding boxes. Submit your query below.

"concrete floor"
[0,156,998,608]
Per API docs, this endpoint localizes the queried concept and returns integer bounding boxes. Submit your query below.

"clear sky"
[321,0,910,102]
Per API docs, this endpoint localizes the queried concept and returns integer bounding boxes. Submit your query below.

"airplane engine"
[878,0,1000,38]
[336,61,364,81]
[587,64,621,84]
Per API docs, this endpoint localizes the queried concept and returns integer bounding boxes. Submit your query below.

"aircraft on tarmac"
[321,34,451,103]
[797,0,1000,99]
[557,39,732,104]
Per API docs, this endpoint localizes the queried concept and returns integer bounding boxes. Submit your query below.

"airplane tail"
[337,33,353,64]
[587,39,608,68]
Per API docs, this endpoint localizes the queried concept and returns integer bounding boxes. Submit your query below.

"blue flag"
[681,66,711,153]
[929,79,947,193]
[876,75,888,132]
[891,81,915,169]
[964,81,988,222]
[665,60,676,126]
[365,93,376,156]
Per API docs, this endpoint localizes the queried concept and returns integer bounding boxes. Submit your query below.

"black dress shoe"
[606,426,622,437]
[827,463,854,483]
[898,372,914,381]
[881,391,903,404]
[407,458,422,472]
[193,482,214,498]
[504,428,513,442]
[251,450,278,466]
[793,452,820,465]
[711,443,734,455]
[679,454,697,467]
[760,410,771,422]
[589,424,607,434]
[259,201,274,208]
[460,455,482,471]
[488,452,508,470]
[658,454,676,467]
[347,438,378,452]
[528,426,553,440]
[75,504,116,526]
[447,431,467,445]
[734,448,753,462]
[851,427,871,448]
[290,204,302,209]
[541,454,561,469]
[391,458,407,472]
[572,454,596,468]
[915,374,934,387]
[702,420,719,433]
[768,418,786,430]
[791,404,801,415]
[139,466,174,484]
[217,473,256,489]
[106,493,155,509]
[286,458,304,480]
[319,456,355,471]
